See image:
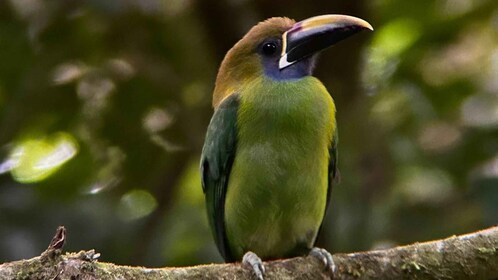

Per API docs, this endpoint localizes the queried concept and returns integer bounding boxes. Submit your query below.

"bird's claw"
[242,251,265,280]
[310,247,336,275]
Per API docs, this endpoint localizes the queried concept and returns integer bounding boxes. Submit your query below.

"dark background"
[0,0,497,267]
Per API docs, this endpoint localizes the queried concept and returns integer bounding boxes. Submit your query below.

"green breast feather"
[201,76,338,262]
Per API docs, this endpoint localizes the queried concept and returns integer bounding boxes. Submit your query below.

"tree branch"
[1,226,497,279]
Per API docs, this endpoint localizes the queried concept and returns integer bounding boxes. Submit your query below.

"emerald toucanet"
[200,14,372,279]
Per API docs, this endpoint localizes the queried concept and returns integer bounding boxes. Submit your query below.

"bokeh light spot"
[143,107,173,133]
[118,189,158,221]
[461,94,498,128]
[371,18,421,57]
[418,121,462,153]
[395,166,454,205]
[9,133,79,183]
[52,62,86,85]
[363,19,421,93]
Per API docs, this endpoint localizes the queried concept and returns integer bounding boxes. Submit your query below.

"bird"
[200,14,372,279]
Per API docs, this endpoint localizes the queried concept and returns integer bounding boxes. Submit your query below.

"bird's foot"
[242,251,265,280]
[310,247,336,276]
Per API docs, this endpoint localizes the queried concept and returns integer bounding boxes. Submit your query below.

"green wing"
[200,94,239,262]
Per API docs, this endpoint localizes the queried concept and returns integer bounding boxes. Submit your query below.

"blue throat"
[262,56,316,80]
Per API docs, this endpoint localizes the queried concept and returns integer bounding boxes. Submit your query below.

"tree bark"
[1,226,497,280]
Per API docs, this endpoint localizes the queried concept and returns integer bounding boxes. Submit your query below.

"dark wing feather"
[200,94,239,262]
[326,129,339,212]
[314,129,339,248]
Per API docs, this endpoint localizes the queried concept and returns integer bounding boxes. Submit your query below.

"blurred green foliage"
[0,0,497,267]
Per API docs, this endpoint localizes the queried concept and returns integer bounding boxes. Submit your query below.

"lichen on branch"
[0,226,497,279]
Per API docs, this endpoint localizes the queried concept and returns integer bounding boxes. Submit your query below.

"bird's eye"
[261,42,277,56]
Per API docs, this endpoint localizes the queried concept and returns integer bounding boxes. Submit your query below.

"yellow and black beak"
[279,14,373,69]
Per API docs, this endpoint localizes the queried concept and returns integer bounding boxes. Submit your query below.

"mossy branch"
[1,226,497,279]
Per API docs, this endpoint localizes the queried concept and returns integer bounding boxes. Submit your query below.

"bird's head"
[213,15,373,108]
